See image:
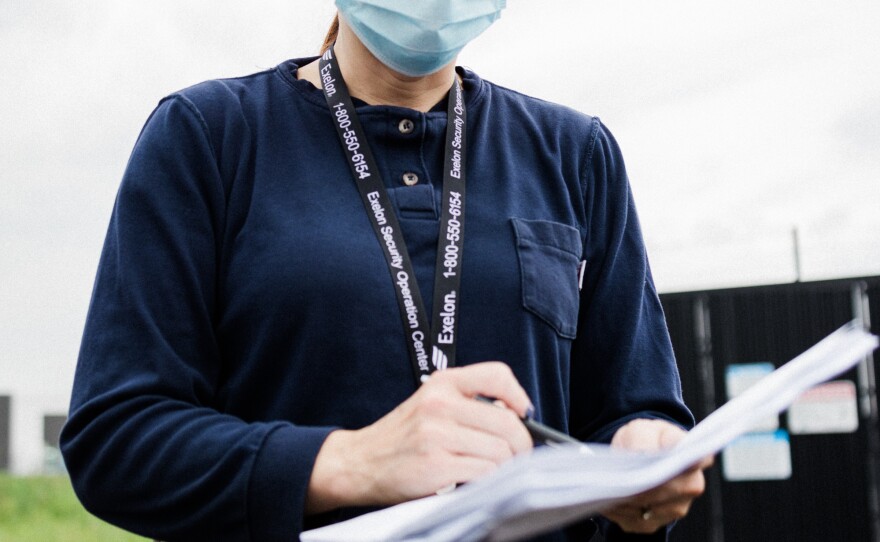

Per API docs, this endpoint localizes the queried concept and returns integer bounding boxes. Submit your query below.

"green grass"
[0,473,147,541]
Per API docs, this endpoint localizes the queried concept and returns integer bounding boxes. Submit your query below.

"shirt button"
[398,119,415,134]
[402,172,419,186]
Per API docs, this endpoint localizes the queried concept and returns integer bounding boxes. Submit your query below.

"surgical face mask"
[335,0,506,77]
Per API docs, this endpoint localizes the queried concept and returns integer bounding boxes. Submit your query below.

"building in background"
[0,393,70,475]
[43,414,67,474]
[0,396,9,471]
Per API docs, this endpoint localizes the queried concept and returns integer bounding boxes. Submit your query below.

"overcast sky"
[1,1,879,472]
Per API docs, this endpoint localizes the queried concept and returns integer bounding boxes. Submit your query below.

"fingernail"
[525,405,535,420]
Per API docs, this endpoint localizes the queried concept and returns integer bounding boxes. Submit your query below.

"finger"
[607,495,695,525]
[603,495,695,535]
[409,378,532,454]
[626,468,706,506]
[436,362,533,417]
[429,454,501,491]
[601,507,665,535]
[454,399,533,453]
[695,454,715,469]
[657,423,687,448]
[443,424,519,463]
[612,419,686,452]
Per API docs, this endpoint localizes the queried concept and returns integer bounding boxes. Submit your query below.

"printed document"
[301,322,878,542]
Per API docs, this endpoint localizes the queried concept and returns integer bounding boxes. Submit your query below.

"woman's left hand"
[602,419,714,534]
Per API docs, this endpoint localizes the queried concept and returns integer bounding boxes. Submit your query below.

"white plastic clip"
[577,260,587,291]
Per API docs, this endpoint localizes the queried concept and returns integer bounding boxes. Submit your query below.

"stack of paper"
[302,322,878,542]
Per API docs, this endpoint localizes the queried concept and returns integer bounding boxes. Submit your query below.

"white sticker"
[726,363,779,432]
[722,430,792,482]
[788,380,859,435]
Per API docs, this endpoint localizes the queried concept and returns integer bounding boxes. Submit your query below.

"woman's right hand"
[305,362,534,514]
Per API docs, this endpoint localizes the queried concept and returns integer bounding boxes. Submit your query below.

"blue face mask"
[335,0,506,77]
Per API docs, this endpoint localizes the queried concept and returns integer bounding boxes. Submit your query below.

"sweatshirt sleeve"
[60,95,335,541]
[567,119,692,542]
[569,119,694,445]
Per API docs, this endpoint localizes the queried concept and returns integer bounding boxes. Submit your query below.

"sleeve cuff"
[247,423,337,541]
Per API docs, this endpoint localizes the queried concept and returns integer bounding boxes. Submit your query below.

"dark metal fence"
[661,276,880,542]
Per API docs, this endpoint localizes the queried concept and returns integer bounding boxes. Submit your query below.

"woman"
[61,2,710,541]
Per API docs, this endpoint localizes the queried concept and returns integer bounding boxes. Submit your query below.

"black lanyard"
[318,47,467,387]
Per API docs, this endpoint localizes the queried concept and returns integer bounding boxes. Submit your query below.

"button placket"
[391,117,422,188]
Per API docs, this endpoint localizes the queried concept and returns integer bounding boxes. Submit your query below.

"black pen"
[475,395,593,453]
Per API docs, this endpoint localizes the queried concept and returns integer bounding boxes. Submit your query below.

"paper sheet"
[301,322,878,542]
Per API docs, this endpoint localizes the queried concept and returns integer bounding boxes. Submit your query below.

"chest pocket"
[511,218,582,339]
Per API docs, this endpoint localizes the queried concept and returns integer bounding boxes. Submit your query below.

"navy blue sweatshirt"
[61,58,692,541]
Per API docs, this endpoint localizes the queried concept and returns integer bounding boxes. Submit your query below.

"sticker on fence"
[722,430,792,481]
[726,363,779,432]
[788,380,859,435]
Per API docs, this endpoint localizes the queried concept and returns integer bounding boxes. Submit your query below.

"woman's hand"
[602,419,713,534]
[306,362,533,514]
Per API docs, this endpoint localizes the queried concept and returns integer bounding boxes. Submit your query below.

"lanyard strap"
[318,47,467,386]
